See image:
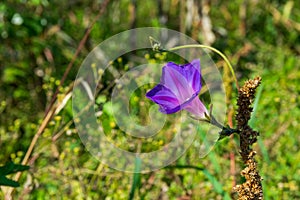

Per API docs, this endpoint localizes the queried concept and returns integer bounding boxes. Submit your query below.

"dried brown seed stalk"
[234,77,263,200]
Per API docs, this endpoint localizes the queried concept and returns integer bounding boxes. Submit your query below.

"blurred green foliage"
[0,0,299,199]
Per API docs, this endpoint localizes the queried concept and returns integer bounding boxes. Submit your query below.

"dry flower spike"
[234,76,263,200]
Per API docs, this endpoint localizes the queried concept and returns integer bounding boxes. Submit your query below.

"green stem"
[208,115,239,140]
[168,44,239,90]
[192,113,239,140]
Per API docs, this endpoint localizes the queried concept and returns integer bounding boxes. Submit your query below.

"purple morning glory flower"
[146,59,208,118]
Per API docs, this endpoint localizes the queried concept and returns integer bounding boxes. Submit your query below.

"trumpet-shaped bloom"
[146,59,208,118]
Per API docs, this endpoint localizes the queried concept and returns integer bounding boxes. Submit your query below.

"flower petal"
[184,97,208,118]
[181,59,202,93]
[161,63,194,102]
[164,59,201,94]
[146,59,207,117]
[146,84,181,114]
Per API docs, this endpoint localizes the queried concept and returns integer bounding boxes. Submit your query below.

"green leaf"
[0,162,30,187]
[0,162,30,175]
[96,95,107,104]
[103,102,114,116]
[0,176,20,187]
[2,68,25,83]
[248,84,270,163]
[129,157,141,200]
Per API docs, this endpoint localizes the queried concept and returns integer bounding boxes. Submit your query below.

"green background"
[0,0,299,199]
